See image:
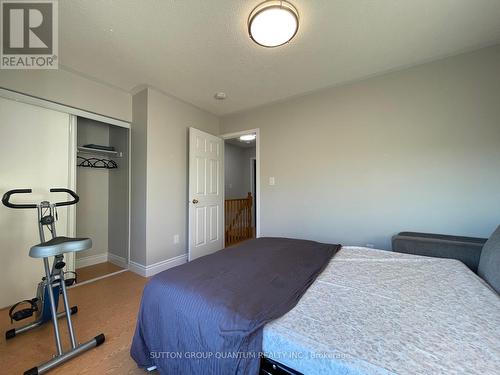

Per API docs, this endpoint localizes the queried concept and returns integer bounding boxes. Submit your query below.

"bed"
[131,239,500,375]
[262,246,500,374]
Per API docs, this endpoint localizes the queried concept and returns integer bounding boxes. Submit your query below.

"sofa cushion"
[478,225,500,294]
[392,232,486,272]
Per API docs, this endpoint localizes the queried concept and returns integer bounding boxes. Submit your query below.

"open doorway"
[222,130,259,247]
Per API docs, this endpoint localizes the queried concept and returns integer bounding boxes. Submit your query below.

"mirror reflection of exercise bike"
[2,188,105,375]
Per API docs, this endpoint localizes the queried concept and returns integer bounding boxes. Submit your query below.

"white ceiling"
[59,0,500,116]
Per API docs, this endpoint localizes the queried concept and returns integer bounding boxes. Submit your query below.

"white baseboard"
[108,253,128,268]
[76,252,108,268]
[127,261,146,277]
[129,253,187,277]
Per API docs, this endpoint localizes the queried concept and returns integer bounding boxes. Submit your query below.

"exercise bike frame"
[2,188,105,375]
[3,190,77,338]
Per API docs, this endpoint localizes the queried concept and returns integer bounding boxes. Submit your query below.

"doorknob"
[192,199,199,204]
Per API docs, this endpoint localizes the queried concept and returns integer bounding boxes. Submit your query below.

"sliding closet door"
[0,97,72,308]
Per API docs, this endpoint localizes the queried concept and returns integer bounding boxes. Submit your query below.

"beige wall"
[4,45,499,261]
[221,46,500,249]
[0,68,132,121]
[130,90,149,265]
[224,142,256,199]
[224,143,248,199]
[146,88,220,264]
[131,88,220,267]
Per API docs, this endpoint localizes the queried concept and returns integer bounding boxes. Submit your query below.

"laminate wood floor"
[0,271,148,374]
[76,261,125,283]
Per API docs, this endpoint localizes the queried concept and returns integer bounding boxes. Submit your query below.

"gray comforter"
[130,237,339,374]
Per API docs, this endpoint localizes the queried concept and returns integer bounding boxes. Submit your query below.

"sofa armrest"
[392,232,487,273]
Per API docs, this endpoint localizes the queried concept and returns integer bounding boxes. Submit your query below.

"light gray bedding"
[263,246,500,375]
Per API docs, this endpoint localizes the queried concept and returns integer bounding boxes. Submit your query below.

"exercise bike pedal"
[64,271,78,287]
[9,299,38,323]
[11,308,35,321]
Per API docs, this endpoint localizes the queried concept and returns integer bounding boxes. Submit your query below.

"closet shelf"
[77,146,123,158]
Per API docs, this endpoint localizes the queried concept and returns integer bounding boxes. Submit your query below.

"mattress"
[262,246,500,375]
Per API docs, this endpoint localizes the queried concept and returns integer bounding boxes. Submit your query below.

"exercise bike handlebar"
[50,188,80,207]
[2,188,79,209]
[2,189,36,209]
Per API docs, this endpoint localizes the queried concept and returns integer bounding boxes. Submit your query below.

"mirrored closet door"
[0,96,73,309]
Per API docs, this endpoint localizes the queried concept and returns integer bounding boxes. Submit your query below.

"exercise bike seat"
[29,237,92,258]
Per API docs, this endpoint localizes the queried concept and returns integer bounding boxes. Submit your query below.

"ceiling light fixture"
[239,134,256,142]
[248,0,299,48]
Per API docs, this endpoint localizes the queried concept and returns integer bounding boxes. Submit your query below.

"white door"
[188,128,224,260]
[0,97,72,308]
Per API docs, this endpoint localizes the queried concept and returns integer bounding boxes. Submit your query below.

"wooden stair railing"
[225,192,253,246]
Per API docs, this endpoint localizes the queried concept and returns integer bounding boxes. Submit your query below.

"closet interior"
[75,117,129,282]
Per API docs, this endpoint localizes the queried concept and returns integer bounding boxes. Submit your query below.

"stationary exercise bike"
[2,188,105,375]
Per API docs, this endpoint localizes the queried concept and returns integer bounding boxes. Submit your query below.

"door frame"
[0,87,130,128]
[66,115,78,272]
[249,157,257,228]
[220,129,261,239]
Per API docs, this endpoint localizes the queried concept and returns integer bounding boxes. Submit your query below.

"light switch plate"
[269,177,275,186]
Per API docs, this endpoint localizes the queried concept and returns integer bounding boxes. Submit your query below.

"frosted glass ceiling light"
[239,134,256,142]
[248,1,299,48]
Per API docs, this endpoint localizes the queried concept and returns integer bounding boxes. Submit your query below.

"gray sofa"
[392,225,500,294]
